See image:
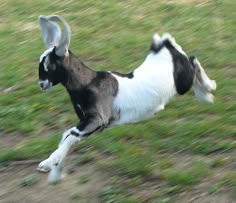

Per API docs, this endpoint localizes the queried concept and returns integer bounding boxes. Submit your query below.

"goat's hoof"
[206,93,215,104]
[48,163,64,184]
[37,159,52,173]
[204,80,217,92]
[210,80,217,91]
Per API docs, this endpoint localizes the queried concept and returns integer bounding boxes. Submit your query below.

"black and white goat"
[37,15,216,183]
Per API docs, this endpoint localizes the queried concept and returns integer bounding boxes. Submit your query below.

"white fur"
[39,47,54,63]
[111,40,177,126]
[193,58,216,91]
[39,47,54,72]
[152,33,161,44]
[192,58,216,103]
[37,127,82,181]
[59,127,84,146]
[39,15,62,49]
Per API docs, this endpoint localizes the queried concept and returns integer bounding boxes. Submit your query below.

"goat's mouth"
[42,83,52,91]
[39,80,53,91]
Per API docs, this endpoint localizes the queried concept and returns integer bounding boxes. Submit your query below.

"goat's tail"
[189,57,217,103]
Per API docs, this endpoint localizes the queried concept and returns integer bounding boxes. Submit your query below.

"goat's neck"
[62,51,96,90]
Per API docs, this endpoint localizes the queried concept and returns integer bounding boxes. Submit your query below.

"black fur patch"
[38,48,67,86]
[67,70,118,122]
[164,40,195,95]
[68,87,97,121]
[38,57,47,80]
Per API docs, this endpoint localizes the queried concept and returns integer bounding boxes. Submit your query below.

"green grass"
[162,160,209,189]
[20,173,39,187]
[0,134,59,163]
[0,0,235,202]
[76,151,96,165]
[102,185,138,203]
[220,171,236,196]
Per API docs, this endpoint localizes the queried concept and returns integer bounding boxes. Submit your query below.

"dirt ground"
[0,131,108,203]
[0,131,235,203]
[0,156,235,203]
[0,159,109,203]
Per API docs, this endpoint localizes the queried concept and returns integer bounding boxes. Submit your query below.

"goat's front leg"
[37,127,82,183]
[37,118,103,183]
[37,127,81,173]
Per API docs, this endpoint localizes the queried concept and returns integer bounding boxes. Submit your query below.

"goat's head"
[38,15,71,90]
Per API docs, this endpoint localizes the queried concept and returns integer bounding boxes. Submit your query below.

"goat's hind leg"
[191,57,217,103]
[193,58,216,92]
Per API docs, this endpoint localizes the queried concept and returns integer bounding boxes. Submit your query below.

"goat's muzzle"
[39,79,52,91]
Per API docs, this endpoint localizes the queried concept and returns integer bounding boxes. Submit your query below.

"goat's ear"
[39,15,62,49]
[47,15,71,57]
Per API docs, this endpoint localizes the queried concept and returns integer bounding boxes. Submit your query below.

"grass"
[20,173,39,187]
[102,185,138,203]
[76,151,96,165]
[162,160,209,189]
[0,134,59,163]
[0,0,235,202]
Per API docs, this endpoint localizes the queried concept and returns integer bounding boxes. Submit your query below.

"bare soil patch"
[0,158,109,203]
[0,131,30,150]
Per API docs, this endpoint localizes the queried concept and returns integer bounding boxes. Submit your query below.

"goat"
[37,15,216,184]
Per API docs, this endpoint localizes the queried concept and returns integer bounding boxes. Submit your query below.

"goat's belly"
[114,109,159,126]
[111,98,167,126]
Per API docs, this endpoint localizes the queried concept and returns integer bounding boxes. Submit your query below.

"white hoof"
[203,79,217,92]
[210,80,217,91]
[37,159,52,173]
[48,164,63,184]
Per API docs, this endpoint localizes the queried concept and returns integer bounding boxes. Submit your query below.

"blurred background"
[0,0,235,202]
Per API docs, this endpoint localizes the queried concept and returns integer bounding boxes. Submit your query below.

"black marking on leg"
[63,133,71,142]
[80,126,103,138]
[63,128,80,142]
[71,130,80,137]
